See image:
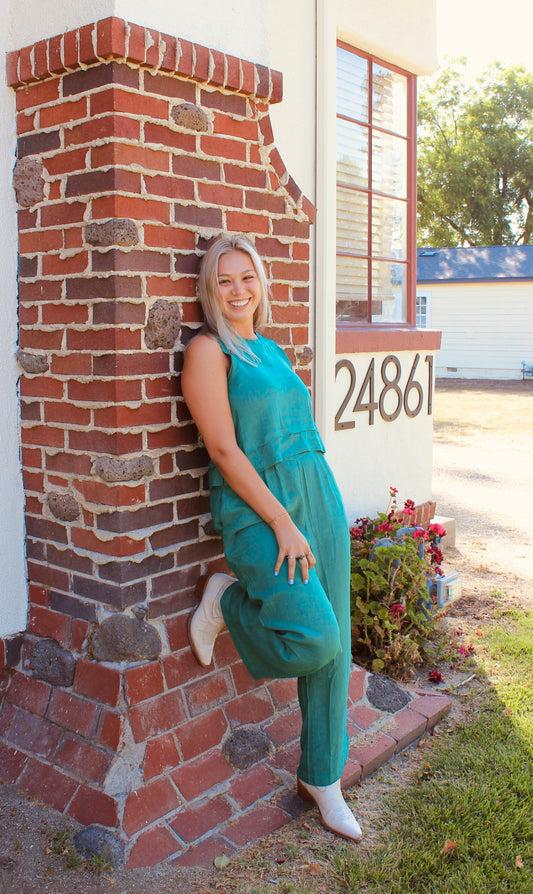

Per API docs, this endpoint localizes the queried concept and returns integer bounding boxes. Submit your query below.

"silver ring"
[297,554,305,560]
[288,555,296,559]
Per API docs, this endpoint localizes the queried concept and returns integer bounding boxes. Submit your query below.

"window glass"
[337,48,368,121]
[372,130,407,198]
[337,186,368,255]
[416,295,428,328]
[336,119,368,189]
[371,261,407,322]
[371,195,407,260]
[335,44,415,327]
[336,256,368,321]
[372,64,407,136]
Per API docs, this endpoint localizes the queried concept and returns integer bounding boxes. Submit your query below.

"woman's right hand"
[271,513,316,585]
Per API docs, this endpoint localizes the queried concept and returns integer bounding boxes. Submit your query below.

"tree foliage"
[417,59,533,246]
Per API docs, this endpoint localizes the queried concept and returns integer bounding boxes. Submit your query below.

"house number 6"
[335,353,434,430]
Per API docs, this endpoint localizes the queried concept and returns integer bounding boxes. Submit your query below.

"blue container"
[427,571,461,608]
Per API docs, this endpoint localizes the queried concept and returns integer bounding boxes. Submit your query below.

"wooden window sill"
[336,326,441,354]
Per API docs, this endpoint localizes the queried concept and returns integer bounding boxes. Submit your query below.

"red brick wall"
[7,16,315,627]
[0,17,317,865]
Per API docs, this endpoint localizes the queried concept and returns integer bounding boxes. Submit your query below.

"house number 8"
[335,353,434,430]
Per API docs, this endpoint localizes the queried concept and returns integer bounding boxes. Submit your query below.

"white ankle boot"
[188,573,234,667]
[297,778,362,842]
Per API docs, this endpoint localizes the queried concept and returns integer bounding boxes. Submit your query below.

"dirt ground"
[1,378,532,894]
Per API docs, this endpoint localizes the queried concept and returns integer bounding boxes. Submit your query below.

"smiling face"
[216,249,262,338]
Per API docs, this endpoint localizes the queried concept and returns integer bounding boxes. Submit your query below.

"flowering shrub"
[349,487,446,677]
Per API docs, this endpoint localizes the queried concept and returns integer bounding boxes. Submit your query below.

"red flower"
[377,522,394,533]
[414,529,428,540]
[428,522,447,538]
[428,669,444,683]
[402,499,415,517]
[429,545,444,566]
[389,486,399,495]
[390,603,405,618]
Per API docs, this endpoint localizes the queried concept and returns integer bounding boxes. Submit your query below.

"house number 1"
[335,353,434,430]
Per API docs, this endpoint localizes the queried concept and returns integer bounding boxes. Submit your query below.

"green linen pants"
[219,451,351,787]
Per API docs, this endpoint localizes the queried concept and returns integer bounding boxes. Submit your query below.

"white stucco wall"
[337,0,437,76]
[423,282,533,380]
[0,5,28,635]
[330,350,436,521]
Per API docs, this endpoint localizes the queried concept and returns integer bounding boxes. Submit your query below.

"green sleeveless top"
[208,334,325,532]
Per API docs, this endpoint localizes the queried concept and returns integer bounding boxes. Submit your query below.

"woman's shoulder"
[185,331,223,358]
[183,332,229,376]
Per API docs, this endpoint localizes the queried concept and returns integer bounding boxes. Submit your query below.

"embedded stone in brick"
[366,674,411,713]
[144,299,182,350]
[105,723,144,796]
[29,638,76,688]
[47,492,80,522]
[222,727,271,770]
[84,218,140,247]
[12,155,44,207]
[73,826,125,868]
[91,614,162,662]
[296,345,313,366]
[201,518,217,538]
[15,348,49,375]
[171,102,210,132]
[93,455,154,483]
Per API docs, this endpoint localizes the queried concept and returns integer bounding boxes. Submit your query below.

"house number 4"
[335,353,434,430]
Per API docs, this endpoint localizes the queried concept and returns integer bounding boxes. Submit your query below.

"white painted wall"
[330,351,436,521]
[315,0,438,517]
[425,282,533,380]
[0,2,28,635]
[337,0,437,75]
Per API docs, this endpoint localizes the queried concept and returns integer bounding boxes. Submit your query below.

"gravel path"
[432,379,533,607]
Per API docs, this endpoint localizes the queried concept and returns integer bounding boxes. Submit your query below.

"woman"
[181,234,361,842]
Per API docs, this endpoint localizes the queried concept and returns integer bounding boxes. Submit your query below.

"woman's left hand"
[271,514,316,585]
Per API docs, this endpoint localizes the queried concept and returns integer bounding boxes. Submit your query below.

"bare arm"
[181,335,315,582]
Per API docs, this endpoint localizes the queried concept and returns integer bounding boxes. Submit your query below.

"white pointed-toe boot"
[188,573,234,667]
[297,778,362,842]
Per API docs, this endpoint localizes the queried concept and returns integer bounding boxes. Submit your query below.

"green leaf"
[372,658,385,672]
[214,854,231,870]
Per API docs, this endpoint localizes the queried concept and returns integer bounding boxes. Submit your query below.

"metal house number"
[335,353,434,430]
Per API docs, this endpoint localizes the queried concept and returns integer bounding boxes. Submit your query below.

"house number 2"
[335,353,434,430]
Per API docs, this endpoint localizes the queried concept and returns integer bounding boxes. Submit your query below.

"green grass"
[334,611,533,893]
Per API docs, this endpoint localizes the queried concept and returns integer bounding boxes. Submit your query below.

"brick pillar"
[0,18,322,867]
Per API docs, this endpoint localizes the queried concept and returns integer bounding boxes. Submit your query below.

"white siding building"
[417,246,533,380]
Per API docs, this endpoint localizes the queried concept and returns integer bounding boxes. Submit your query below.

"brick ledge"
[6,16,283,104]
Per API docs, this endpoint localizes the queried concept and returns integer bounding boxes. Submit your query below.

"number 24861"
[335,353,434,430]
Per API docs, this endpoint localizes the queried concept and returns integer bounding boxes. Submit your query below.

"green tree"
[417,59,533,246]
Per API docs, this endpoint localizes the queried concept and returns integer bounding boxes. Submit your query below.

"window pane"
[372,130,406,197]
[337,186,368,255]
[372,64,407,135]
[337,48,369,122]
[371,261,406,322]
[337,118,368,189]
[416,295,428,328]
[336,255,368,321]
[371,195,406,260]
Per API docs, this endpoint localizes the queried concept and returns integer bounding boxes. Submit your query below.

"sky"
[436,0,533,78]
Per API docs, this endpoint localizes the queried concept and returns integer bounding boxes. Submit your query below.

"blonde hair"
[197,234,270,363]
